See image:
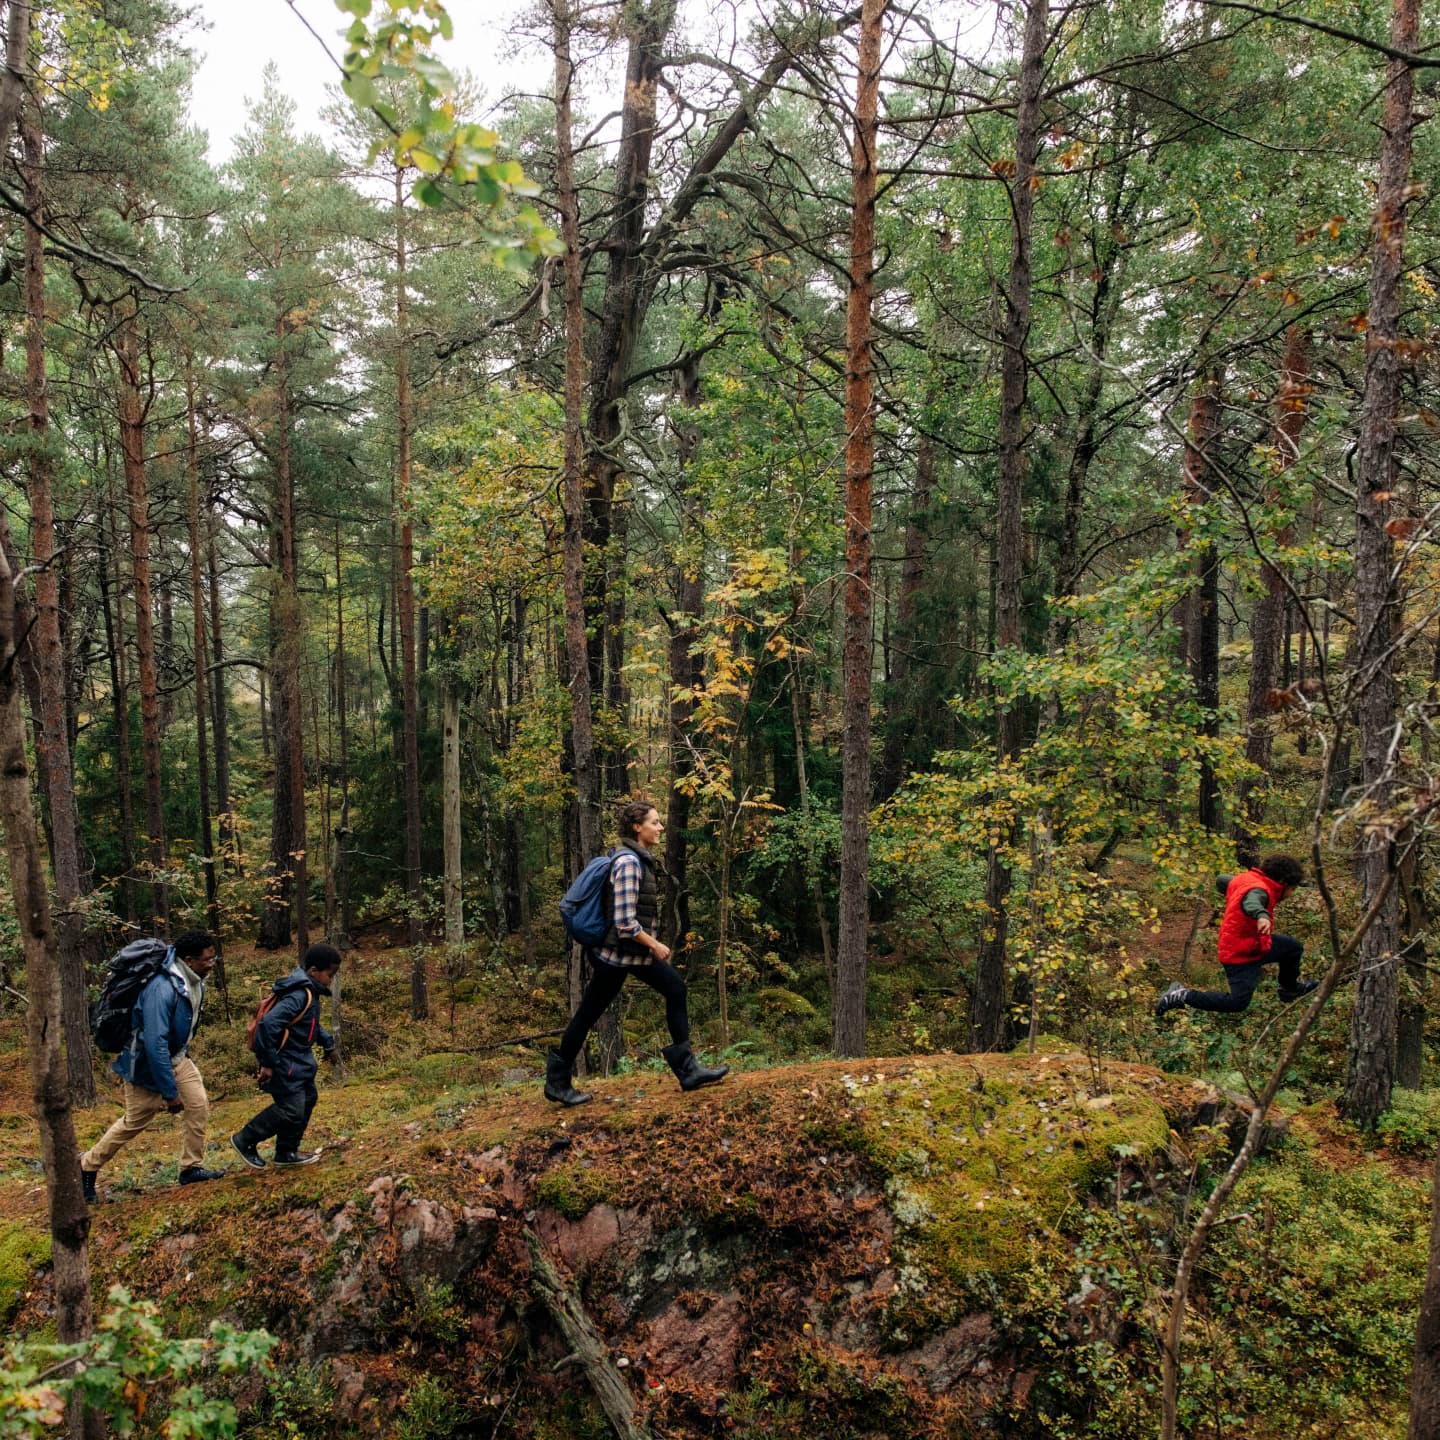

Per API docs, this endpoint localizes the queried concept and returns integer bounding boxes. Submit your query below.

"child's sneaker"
[231,1134,266,1170]
[273,1150,321,1166]
[1154,982,1191,1017]
[1278,979,1319,1002]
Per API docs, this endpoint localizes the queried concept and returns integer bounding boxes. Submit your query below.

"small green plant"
[395,1375,468,1440]
[1376,1088,1440,1153]
[0,1285,276,1438]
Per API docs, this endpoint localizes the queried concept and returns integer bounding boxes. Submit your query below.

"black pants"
[558,957,689,1065]
[238,1077,318,1155]
[1185,935,1304,1012]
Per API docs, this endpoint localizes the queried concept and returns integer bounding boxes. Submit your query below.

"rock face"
[39,1055,1322,1437]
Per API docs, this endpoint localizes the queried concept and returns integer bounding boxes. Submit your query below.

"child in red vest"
[1155,854,1316,1016]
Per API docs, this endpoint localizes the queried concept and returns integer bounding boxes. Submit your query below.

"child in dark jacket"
[231,944,341,1169]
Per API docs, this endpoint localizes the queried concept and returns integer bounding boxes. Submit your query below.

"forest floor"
[0,894,1430,1437]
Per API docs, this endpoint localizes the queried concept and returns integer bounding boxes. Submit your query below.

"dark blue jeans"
[1185,935,1304,1012]
[237,1077,318,1155]
[558,957,689,1064]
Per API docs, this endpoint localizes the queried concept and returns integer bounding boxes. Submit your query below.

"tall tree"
[971,0,1049,1053]
[833,0,886,1059]
[1341,0,1422,1131]
[21,75,94,1103]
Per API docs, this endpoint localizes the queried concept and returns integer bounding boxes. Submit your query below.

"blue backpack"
[559,851,616,947]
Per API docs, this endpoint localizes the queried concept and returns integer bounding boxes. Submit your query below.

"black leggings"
[558,957,689,1064]
[1185,935,1304,1013]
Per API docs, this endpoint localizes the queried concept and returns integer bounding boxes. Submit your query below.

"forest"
[0,0,1439,1434]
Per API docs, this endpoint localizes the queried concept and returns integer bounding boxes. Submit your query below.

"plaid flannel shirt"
[594,848,652,967]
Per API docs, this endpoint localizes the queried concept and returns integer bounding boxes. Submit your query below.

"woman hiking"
[545,801,728,1105]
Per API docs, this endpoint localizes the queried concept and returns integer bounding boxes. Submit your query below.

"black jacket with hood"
[254,966,335,1086]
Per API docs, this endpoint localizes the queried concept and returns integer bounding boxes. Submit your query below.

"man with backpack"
[231,943,341,1170]
[80,930,224,1201]
[546,801,727,1105]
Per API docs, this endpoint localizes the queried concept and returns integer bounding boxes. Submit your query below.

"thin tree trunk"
[98,456,137,922]
[1188,369,1224,832]
[971,0,1047,1054]
[395,166,427,1015]
[116,307,167,925]
[553,0,600,868]
[443,678,463,949]
[332,523,352,950]
[1237,327,1311,856]
[877,398,936,800]
[207,506,234,869]
[0,524,99,1412]
[22,95,93,1104]
[185,366,222,953]
[1341,0,1419,1131]
[1411,1139,1440,1436]
[833,0,885,1059]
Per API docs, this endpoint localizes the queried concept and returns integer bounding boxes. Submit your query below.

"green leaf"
[411,147,443,175]
[413,177,445,207]
[334,0,372,15]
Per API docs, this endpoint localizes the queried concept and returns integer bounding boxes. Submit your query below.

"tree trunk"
[22,96,94,1105]
[1410,1139,1440,1437]
[332,523,352,950]
[116,307,167,925]
[833,0,885,1059]
[207,506,234,869]
[0,525,98,1403]
[971,0,1047,1054]
[1341,0,1419,1131]
[1186,369,1224,832]
[877,396,936,800]
[443,678,463,949]
[395,167,426,1007]
[185,366,222,955]
[98,460,138,921]
[553,0,601,867]
[1236,327,1311,857]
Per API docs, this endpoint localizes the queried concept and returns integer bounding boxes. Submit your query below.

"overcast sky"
[186,0,545,162]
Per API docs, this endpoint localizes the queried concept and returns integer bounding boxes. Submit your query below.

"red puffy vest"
[1217,869,1288,965]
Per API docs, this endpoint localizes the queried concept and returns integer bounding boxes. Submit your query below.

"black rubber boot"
[81,1167,97,1204]
[544,1050,592,1106]
[662,1041,729,1093]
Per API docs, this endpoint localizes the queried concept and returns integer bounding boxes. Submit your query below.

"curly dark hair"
[1259,854,1305,887]
[618,800,659,840]
[173,930,217,959]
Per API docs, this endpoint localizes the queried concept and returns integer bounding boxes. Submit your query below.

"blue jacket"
[113,952,203,1102]
[254,967,335,1087]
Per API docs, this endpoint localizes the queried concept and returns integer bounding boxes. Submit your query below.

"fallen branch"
[419,1029,565,1057]
[524,1227,650,1440]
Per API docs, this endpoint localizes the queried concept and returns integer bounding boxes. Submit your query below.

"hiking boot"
[273,1150,321,1167]
[231,1134,266,1170]
[544,1050,592,1107]
[1153,982,1191,1018]
[178,1166,225,1186]
[662,1041,729,1093]
[1278,979,1319,1003]
[81,1167,97,1204]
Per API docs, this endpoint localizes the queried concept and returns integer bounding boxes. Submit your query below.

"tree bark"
[185,366,222,955]
[116,307,167,925]
[877,398,936,800]
[0,524,98,1396]
[1411,1138,1440,1436]
[395,166,427,1010]
[833,0,886,1059]
[443,678,463,949]
[22,92,94,1104]
[1341,0,1419,1131]
[1236,327,1311,857]
[207,506,234,869]
[332,523,352,950]
[552,0,601,868]
[971,0,1047,1055]
[1185,369,1224,832]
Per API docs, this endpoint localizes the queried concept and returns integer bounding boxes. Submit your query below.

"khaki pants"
[81,1055,209,1174]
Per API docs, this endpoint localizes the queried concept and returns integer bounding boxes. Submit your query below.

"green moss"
[534,1162,615,1220]
[842,1062,1170,1282]
[0,1220,48,1321]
